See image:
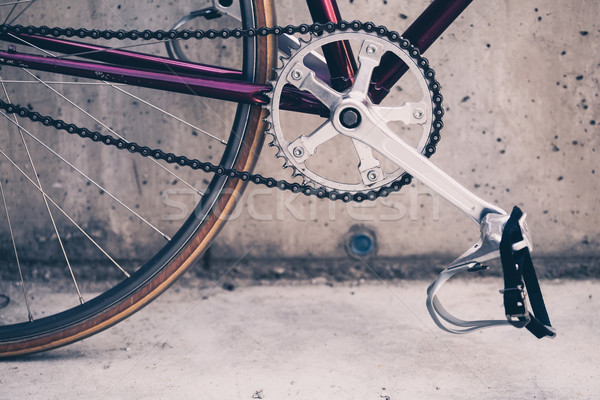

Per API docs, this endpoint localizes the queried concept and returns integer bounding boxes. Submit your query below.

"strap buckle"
[500,286,531,327]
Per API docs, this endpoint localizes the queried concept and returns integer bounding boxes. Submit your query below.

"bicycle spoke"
[0,180,33,322]
[100,0,127,28]
[0,137,131,279]
[4,0,35,25]
[0,0,33,6]
[20,69,209,196]
[64,46,236,138]
[111,84,227,146]
[6,19,236,146]
[6,31,58,56]
[109,67,231,147]
[0,4,223,293]
[98,0,230,168]
[0,108,171,243]
[7,32,228,148]
[1,0,17,24]
[0,75,86,305]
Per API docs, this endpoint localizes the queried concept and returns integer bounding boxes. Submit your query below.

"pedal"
[426,206,555,339]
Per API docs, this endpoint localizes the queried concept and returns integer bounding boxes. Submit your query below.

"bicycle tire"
[0,0,276,357]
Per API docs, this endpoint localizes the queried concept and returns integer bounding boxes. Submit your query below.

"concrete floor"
[1,278,598,399]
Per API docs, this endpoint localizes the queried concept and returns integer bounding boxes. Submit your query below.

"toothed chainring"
[265,28,443,195]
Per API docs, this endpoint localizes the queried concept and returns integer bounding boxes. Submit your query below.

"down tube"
[370,0,473,103]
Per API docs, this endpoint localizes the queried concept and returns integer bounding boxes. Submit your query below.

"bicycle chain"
[0,21,443,203]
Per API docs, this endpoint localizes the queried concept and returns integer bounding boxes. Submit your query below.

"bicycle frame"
[0,0,472,115]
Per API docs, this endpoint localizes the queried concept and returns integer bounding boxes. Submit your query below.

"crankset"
[266,28,555,338]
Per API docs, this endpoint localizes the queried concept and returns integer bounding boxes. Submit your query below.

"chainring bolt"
[367,170,378,181]
[413,108,424,119]
[292,146,304,158]
[366,45,377,55]
[291,69,303,80]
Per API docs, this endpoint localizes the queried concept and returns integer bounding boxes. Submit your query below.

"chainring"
[265,28,444,195]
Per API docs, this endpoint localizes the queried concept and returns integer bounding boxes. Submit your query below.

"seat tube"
[306,0,357,91]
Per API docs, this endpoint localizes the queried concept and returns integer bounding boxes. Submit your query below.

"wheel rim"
[0,0,275,355]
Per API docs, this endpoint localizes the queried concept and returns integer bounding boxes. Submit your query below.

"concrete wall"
[0,1,598,277]
[215,0,600,262]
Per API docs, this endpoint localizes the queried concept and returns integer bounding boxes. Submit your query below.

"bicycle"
[0,0,555,358]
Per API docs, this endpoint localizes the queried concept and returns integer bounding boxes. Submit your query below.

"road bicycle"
[0,0,555,357]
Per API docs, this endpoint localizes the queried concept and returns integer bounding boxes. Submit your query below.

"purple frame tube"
[305,0,473,102]
[0,33,331,116]
[1,33,243,79]
[0,0,473,113]
[369,0,473,103]
[306,0,357,91]
[0,49,272,103]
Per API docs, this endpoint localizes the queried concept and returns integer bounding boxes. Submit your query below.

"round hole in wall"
[349,233,375,256]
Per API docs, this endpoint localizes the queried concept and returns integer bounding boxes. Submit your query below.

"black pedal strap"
[500,206,556,339]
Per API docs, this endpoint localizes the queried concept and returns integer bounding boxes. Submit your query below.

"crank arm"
[335,105,506,226]
[336,108,553,337]
[332,100,511,267]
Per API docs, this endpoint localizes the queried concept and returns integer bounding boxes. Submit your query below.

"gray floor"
[1,278,599,399]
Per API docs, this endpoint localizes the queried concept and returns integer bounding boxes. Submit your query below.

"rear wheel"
[0,0,276,357]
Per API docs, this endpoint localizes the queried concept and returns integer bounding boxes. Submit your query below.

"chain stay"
[0,21,443,203]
